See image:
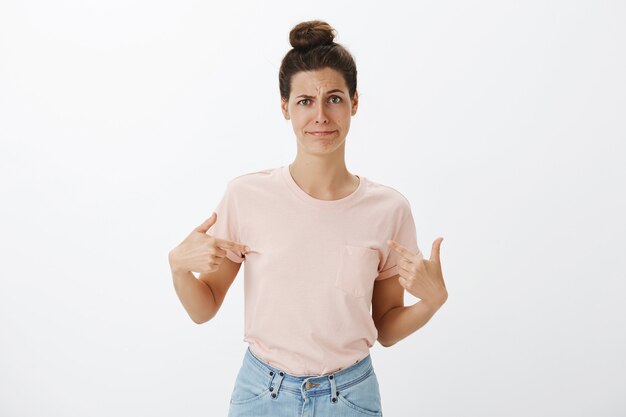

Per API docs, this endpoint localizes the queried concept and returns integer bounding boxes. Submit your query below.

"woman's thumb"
[196,212,217,234]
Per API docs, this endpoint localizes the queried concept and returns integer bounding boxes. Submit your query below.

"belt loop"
[269,370,286,400]
[328,373,338,404]
[268,369,276,387]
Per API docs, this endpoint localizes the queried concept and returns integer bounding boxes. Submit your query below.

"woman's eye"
[297,96,341,105]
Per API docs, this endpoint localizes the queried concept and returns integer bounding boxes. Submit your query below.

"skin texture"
[281,67,448,347]
[281,67,360,200]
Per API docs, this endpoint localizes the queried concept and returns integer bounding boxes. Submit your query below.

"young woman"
[169,20,448,417]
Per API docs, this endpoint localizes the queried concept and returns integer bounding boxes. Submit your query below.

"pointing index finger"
[387,239,415,260]
[214,237,249,254]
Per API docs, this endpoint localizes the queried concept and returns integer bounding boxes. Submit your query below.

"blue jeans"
[227,346,383,417]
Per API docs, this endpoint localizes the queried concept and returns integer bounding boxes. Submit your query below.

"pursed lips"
[307,130,337,136]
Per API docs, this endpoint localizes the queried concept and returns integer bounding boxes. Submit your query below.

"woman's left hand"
[387,237,448,309]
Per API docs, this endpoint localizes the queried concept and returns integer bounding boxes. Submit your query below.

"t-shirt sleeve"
[206,181,245,264]
[376,209,421,281]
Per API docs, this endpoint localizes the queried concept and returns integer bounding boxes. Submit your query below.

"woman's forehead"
[291,68,347,94]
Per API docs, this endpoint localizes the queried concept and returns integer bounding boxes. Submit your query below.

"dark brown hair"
[279,20,357,101]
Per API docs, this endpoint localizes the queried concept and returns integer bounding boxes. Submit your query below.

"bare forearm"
[171,268,217,324]
[376,300,443,347]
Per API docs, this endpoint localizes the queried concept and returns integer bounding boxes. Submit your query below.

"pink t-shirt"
[207,165,421,376]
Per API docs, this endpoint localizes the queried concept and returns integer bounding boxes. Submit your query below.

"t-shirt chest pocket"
[334,245,380,298]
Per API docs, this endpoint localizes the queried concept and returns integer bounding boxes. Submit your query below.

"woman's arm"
[373,238,448,346]
[170,254,242,324]
[372,276,444,347]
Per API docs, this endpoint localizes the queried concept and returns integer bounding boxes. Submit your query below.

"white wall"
[1,1,624,416]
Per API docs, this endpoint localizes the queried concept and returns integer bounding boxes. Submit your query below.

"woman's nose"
[314,101,328,123]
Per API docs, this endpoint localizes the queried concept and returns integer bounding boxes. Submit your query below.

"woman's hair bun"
[289,20,336,51]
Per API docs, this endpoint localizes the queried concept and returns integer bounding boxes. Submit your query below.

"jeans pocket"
[336,368,383,416]
[334,245,380,298]
[229,365,270,406]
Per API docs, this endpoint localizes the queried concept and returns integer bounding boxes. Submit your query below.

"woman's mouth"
[307,130,337,137]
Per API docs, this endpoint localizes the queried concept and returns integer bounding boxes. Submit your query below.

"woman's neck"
[288,160,359,201]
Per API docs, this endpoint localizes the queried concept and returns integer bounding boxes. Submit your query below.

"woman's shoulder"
[362,175,412,208]
[232,166,276,179]
[225,166,281,191]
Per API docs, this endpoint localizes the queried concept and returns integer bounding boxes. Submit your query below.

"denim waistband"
[243,346,374,399]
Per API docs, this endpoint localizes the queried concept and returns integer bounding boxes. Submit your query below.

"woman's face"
[281,67,358,155]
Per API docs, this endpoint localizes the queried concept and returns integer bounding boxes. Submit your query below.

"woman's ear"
[281,97,290,120]
[351,90,359,116]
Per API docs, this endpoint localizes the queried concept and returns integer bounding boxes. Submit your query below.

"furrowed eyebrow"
[295,89,346,99]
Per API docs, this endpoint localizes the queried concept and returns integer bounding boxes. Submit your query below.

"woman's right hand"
[168,212,250,274]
